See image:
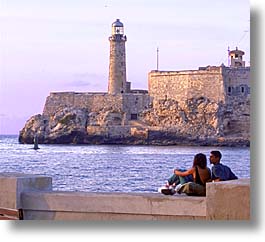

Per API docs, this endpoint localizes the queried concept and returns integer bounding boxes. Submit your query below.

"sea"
[0,135,250,193]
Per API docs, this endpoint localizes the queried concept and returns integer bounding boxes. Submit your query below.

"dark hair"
[193,153,207,169]
[210,150,222,159]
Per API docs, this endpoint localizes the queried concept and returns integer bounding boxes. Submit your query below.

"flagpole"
[227,46,230,67]
[156,47,159,71]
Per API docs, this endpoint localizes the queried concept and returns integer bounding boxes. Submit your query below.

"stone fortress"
[19,19,250,146]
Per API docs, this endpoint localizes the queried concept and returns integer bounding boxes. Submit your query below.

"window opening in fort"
[241,86,245,93]
[131,114,138,120]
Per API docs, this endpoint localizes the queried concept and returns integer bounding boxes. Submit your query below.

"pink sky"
[0,0,250,134]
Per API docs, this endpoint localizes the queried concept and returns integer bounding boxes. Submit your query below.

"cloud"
[66,73,107,92]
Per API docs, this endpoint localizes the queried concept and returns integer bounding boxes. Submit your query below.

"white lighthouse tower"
[108,19,127,94]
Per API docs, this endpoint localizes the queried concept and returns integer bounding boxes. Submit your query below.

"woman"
[159,153,211,196]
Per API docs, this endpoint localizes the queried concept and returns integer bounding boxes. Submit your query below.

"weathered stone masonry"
[43,92,151,123]
[148,67,225,105]
[148,66,250,105]
[146,66,250,139]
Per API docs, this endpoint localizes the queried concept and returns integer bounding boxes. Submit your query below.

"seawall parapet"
[0,173,250,220]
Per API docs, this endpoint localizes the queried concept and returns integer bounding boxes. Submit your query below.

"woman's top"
[194,166,211,186]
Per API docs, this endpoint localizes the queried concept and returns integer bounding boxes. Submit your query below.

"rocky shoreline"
[19,128,249,147]
[18,96,250,147]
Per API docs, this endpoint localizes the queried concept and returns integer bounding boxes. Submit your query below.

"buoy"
[33,134,40,150]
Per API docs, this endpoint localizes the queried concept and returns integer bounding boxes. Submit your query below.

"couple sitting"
[158,150,238,196]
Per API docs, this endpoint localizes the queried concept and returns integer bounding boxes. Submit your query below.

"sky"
[0,0,250,134]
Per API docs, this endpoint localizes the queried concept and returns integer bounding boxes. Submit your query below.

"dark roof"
[112,19,123,27]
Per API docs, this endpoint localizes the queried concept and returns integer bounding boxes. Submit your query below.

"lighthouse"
[108,19,127,94]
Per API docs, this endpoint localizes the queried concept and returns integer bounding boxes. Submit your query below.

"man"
[209,150,238,181]
[177,151,238,196]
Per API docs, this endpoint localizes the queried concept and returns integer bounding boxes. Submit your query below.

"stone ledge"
[206,178,250,220]
[21,192,206,219]
[0,173,52,209]
[0,173,250,220]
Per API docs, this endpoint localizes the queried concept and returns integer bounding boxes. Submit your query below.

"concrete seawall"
[0,173,250,220]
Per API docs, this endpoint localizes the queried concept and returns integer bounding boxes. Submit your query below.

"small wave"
[0,135,250,192]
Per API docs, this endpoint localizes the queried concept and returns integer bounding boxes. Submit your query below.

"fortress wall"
[148,67,225,105]
[71,93,95,111]
[222,67,250,86]
[43,92,150,122]
[122,94,152,118]
[43,92,124,116]
[222,67,250,98]
[147,67,250,138]
[43,92,76,116]
[221,67,250,137]
[73,93,123,112]
[40,67,250,140]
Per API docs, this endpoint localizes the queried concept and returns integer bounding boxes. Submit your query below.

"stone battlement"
[43,92,151,120]
[150,66,223,76]
[148,65,250,105]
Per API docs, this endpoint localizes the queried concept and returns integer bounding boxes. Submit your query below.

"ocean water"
[0,135,250,193]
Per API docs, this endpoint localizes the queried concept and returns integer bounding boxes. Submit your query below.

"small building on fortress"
[19,20,250,146]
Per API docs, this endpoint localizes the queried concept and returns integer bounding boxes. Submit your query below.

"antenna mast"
[156,47,159,71]
[227,46,230,67]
